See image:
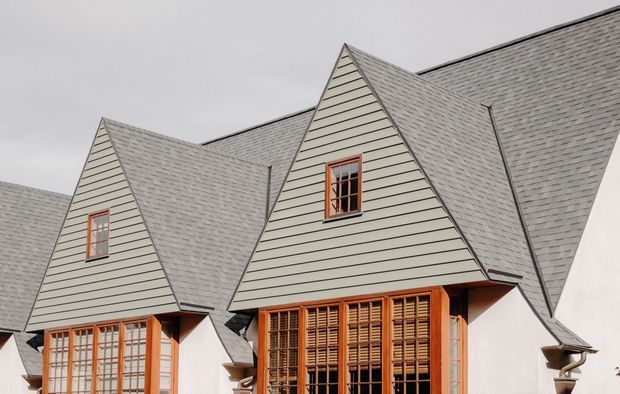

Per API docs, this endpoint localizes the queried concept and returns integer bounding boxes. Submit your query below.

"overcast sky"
[1,0,617,194]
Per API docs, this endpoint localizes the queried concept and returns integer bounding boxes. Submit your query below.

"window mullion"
[67,329,74,394]
[382,296,391,394]
[117,324,124,394]
[338,302,347,394]
[298,308,306,394]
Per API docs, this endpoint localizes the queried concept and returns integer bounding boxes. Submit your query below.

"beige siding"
[27,124,178,331]
[230,49,485,310]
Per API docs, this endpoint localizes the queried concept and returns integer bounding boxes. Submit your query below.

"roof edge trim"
[103,119,183,313]
[486,106,554,316]
[345,44,491,283]
[228,45,348,312]
[201,106,316,146]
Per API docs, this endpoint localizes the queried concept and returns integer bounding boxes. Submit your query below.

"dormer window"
[325,155,362,219]
[86,209,109,259]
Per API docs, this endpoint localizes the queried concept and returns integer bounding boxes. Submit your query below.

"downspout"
[554,352,588,394]
[560,352,587,378]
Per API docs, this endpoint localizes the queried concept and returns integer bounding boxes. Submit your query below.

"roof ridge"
[103,118,268,169]
[200,106,315,146]
[102,117,198,147]
[0,180,70,198]
[418,5,620,75]
[345,44,488,109]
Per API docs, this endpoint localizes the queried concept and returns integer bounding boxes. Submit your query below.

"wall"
[178,315,246,394]
[554,135,620,393]
[467,286,557,394]
[0,334,33,394]
[27,122,178,332]
[231,48,485,311]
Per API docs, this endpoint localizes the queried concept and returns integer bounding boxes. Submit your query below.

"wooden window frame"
[258,286,457,394]
[42,316,178,394]
[86,209,110,261]
[325,155,362,220]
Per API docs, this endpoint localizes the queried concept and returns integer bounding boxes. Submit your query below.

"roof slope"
[346,45,589,347]
[203,108,314,209]
[0,181,70,332]
[14,332,43,376]
[420,7,620,308]
[104,118,268,364]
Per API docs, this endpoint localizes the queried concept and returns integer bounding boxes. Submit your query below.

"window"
[325,155,362,219]
[392,295,431,394]
[44,317,178,394]
[259,287,463,394]
[306,306,338,394]
[267,310,299,393]
[449,297,466,394]
[86,210,110,259]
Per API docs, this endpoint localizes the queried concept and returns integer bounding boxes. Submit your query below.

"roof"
[103,118,271,364]
[203,108,314,209]
[419,6,620,310]
[14,332,43,376]
[0,181,70,333]
[345,45,590,347]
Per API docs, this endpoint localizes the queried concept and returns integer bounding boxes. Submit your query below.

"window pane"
[348,301,382,393]
[97,325,120,394]
[48,332,70,394]
[123,321,148,393]
[72,328,94,394]
[306,306,338,394]
[391,295,431,394]
[160,321,176,393]
[268,311,298,393]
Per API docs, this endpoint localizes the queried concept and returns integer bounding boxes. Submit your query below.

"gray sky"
[1,0,617,195]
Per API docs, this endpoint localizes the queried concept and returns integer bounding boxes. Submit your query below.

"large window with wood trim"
[43,317,178,394]
[325,155,362,219]
[258,287,465,394]
[86,209,110,260]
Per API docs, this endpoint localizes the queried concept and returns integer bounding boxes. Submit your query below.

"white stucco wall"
[0,334,32,394]
[555,135,620,393]
[178,315,240,394]
[467,286,557,394]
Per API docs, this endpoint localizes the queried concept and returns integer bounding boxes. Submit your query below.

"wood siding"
[27,124,179,331]
[230,49,485,311]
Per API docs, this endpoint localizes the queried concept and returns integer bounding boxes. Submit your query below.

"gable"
[229,48,486,311]
[26,122,179,332]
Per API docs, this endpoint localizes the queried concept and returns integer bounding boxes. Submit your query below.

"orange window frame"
[86,209,110,260]
[325,155,362,219]
[42,316,179,394]
[257,286,460,394]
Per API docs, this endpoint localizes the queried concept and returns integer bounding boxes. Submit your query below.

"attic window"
[86,209,109,259]
[325,155,362,219]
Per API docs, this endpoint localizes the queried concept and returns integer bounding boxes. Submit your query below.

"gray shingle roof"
[103,118,270,364]
[0,181,70,332]
[0,181,69,376]
[14,332,43,376]
[346,46,589,348]
[203,108,314,209]
[420,6,620,309]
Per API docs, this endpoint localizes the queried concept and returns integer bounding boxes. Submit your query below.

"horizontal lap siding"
[27,125,178,331]
[230,49,485,310]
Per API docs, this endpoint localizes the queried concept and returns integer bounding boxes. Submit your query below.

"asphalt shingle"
[104,119,270,364]
[420,6,620,309]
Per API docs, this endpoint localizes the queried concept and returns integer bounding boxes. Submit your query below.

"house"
[12,4,620,394]
[0,181,70,393]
